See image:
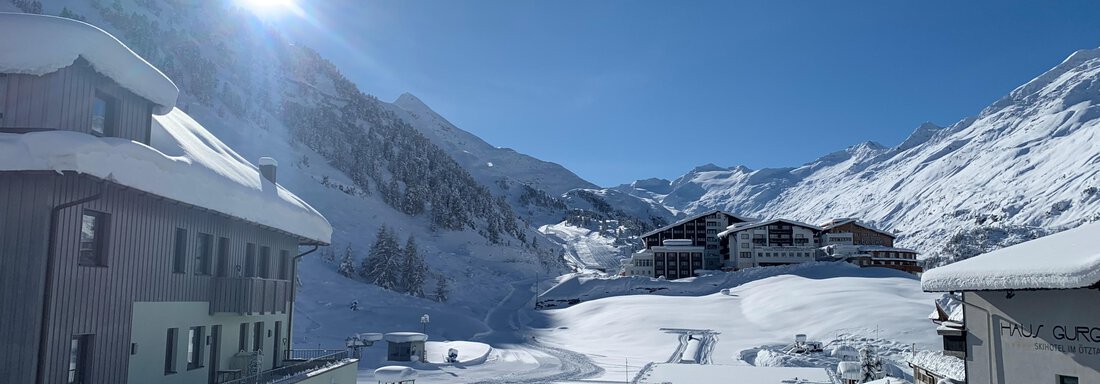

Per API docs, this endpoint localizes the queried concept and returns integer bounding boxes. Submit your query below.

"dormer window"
[91,92,115,136]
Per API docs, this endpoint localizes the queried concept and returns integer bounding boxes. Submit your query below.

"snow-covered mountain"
[617,48,1100,265]
[388,91,676,238]
[388,92,596,197]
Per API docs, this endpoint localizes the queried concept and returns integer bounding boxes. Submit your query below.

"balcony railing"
[210,277,291,315]
[220,349,350,384]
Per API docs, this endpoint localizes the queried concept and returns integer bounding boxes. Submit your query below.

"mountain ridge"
[611,47,1100,263]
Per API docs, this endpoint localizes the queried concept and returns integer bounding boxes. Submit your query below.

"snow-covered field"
[532,264,940,383]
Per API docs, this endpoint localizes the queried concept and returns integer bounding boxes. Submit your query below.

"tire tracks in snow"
[471,279,604,383]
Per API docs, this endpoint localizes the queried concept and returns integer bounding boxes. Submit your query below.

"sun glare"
[239,0,297,16]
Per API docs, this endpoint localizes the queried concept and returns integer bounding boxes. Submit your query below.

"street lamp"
[420,314,430,334]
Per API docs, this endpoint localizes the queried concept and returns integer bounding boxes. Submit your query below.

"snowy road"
[469,280,604,383]
[357,279,602,383]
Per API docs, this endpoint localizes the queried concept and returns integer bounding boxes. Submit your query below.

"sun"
[238,0,297,15]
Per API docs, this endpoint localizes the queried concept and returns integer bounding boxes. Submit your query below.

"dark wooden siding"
[0,172,300,384]
[824,222,895,247]
[0,58,155,143]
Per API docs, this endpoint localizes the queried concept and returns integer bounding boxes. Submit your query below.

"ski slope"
[540,222,626,272]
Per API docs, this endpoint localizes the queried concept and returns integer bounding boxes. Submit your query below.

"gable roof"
[0,108,332,244]
[0,12,178,114]
[819,218,897,239]
[922,221,1100,292]
[641,209,753,238]
[718,218,822,237]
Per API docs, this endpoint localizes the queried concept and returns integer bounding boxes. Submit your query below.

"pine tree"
[361,226,402,290]
[434,277,450,303]
[859,346,883,382]
[337,245,355,277]
[401,236,428,297]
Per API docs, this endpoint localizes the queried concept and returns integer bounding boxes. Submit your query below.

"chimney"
[258,157,278,184]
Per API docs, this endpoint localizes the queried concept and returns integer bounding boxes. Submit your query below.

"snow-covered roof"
[718,218,822,237]
[908,350,965,381]
[0,13,178,114]
[0,108,332,244]
[819,218,897,239]
[357,333,383,342]
[836,361,862,380]
[922,221,1100,292]
[642,209,753,238]
[373,366,418,381]
[928,294,964,324]
[384,332,428,343]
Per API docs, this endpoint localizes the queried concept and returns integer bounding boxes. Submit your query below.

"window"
[245,243,257,277]
[69,335,91,384]
[252,322,264,351]
[238,323,249,352]
[91,92,115,136]
[740,233,748,240]
[164,328,178,374]
[172,228,187,273]
[706,229,717,235]
[216,237,229,277]
[79,210,108,266]
[1058,375,1079,384]
[187,327,204,370]
[278,250,290,280]
[195,233,213,275]
[259,246,272,278]
[741,243,749,249]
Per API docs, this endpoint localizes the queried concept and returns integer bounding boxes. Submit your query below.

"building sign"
[999,320,1100,357]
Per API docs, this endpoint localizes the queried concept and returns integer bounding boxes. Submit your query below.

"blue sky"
[268,1,1100,187]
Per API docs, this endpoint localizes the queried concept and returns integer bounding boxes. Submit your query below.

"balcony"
[210,277,292,315]
[220,350,355,384]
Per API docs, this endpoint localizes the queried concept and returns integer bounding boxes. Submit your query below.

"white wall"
[964,289,1100,384]
[128,301,292,384]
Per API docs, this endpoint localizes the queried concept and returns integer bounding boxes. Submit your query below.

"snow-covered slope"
[619,48,1100,264]
[389,92,596,197]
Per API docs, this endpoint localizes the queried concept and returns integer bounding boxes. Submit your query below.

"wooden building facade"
[0,58,155,143]
[0,172,306,384]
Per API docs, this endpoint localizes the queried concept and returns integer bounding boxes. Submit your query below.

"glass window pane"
[187,329,194,364]
[79,214,96,264]
[68,337,80,383]
[91,96,107,135]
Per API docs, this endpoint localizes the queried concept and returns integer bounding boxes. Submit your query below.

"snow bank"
[424,341,492,365]
[0,12,178,113]
[0,108,331,244]
[908,350,964,381]
[538,262,910,307]
[922,221,1100,291]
